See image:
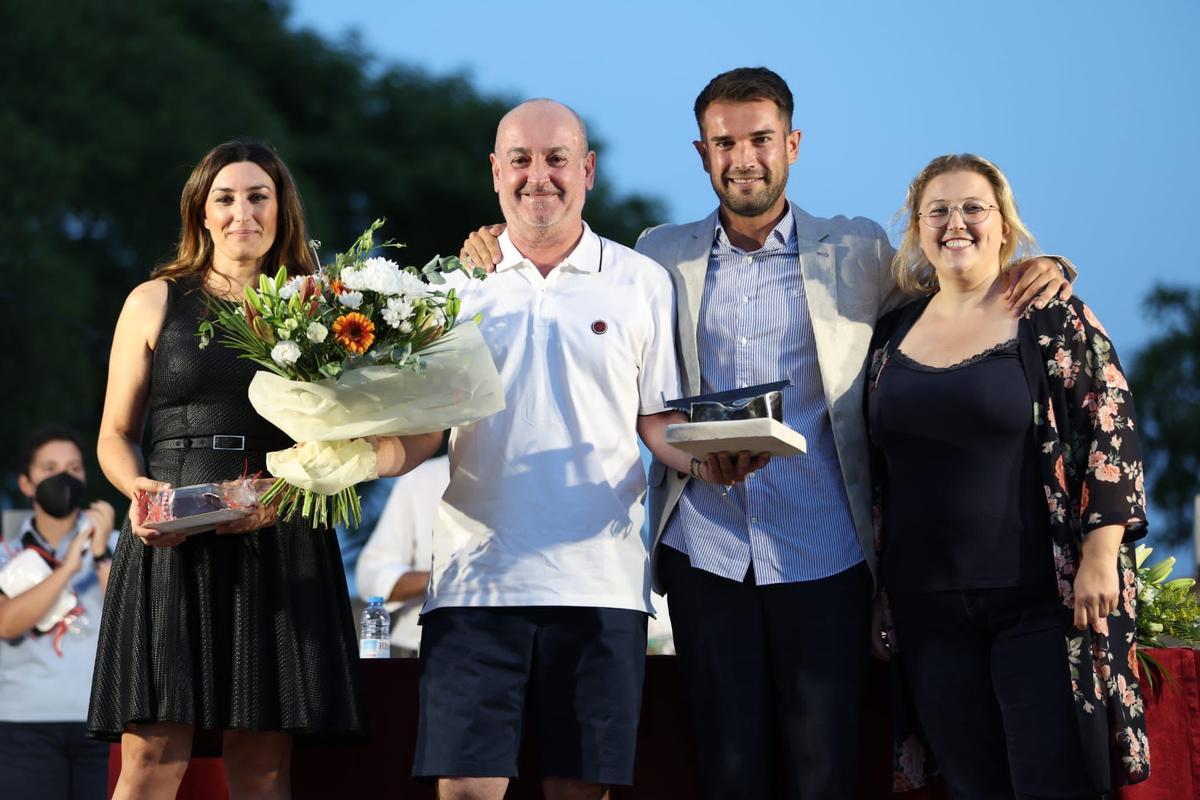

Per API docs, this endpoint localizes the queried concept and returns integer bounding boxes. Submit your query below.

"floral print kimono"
[866,293,1150,792]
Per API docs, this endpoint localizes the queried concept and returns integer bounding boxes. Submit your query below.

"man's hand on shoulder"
[460,224,505,273]
[1005,256,1074,317]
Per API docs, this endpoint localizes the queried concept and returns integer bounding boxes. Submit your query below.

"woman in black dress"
[89,140,437,798]
[866,154,1149,798]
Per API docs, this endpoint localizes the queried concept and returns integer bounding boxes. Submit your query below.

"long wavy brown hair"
[153,140,316,281]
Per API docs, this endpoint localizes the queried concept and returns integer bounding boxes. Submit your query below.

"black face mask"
[34,472,86,519]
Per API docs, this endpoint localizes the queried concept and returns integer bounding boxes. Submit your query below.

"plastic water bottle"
[359,597,390,659]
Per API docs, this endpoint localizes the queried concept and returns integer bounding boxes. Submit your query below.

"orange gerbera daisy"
[330,278,346,295]
[333,312,375,355]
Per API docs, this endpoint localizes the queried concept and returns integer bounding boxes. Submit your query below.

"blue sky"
[291,0,1200,569]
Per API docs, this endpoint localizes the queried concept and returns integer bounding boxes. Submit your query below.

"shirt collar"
[497,222,602,274]
[19,513,85,555]
[713,206,797,253]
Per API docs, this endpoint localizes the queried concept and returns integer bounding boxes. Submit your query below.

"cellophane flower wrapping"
[250,321,504,497]
[198,219,503,527]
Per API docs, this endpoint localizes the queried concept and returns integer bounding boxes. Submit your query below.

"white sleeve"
[637,265,682,415]
[355,477,416,606]
[354,458,449,605]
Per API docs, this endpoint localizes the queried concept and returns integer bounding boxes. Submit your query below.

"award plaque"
[664,380,807,457]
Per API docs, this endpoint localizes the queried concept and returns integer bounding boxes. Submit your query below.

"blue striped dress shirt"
[660,208,866,585]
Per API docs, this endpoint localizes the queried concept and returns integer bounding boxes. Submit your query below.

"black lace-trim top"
[869,337,1052,593]
[892,337,1019,372]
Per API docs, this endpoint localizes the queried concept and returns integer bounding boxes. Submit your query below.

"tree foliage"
[0,0,663,508]
[1129,285,1200,543]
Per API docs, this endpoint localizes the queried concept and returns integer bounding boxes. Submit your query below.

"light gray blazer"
[635,201,906,590]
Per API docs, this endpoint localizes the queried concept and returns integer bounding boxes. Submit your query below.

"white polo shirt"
[424,223,680,614]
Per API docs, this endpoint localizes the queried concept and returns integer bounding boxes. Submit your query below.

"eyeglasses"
[918,202,998,228]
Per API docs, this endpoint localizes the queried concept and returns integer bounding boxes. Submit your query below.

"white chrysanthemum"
[381,296,414,328]
[342,257,399,295]
[338,290,364,309]
[306,322,328,343]
[279,275,305,300]
[271,339,302,366]
[341,257,430,299]
[399,321,413,334]
[338,265,371,292]
[394,269,430,299]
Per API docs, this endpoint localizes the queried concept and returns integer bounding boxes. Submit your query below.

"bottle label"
[359,638,389,659]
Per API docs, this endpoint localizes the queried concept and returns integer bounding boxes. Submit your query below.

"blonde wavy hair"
[891,153,1039,295]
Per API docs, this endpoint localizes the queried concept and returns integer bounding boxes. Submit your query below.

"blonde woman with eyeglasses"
[865,154,1149,798]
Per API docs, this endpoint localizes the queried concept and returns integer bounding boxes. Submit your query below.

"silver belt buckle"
[212,435,245,451]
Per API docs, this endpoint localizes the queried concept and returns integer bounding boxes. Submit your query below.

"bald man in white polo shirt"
[411,99,756,800]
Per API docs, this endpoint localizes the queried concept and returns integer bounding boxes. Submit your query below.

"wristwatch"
[93,547,114,565]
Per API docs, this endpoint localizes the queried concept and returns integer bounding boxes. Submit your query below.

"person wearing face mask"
[0,424,118,800]
[88,139,443,800]
[866,154,1148,797]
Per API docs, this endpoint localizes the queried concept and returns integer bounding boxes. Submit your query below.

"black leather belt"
[152,435,285,452]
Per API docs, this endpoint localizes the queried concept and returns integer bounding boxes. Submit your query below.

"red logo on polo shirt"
[591,320,608,335]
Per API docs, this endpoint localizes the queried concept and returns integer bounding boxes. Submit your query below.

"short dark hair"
[17,424,84,477]
[693,67,794,132]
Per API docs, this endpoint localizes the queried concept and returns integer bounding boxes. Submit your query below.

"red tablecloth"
[1114,647,1200,798]
[108,649,1199,798]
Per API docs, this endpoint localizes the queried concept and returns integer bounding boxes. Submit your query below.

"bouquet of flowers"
[199,219,504,527]
[1133,544,1200,693]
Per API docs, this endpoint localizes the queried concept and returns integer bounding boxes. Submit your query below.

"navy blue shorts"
[412,606,648,785]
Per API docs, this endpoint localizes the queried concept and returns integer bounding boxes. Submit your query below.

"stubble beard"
[715,168,787,218]
[525,201,557,229]
[504,194,582,249]
[514,199,564,240]
[514,186,566,228]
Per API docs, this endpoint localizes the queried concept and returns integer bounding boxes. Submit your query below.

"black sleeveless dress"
[87,276,365,748]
